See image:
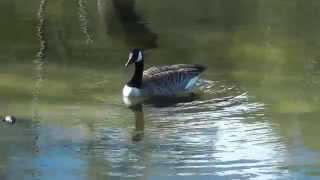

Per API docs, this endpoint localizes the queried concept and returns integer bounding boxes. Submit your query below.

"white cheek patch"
[128,52,133,60]
[137,51,143,62]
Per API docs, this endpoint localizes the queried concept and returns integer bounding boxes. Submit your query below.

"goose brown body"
[142,64,205,96]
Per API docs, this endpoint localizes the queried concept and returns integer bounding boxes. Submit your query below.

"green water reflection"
[0,0,320,179]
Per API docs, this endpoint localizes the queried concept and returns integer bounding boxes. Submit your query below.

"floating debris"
[2,115,16,124]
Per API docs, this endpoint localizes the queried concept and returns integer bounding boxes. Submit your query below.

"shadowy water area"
[0,0,320,179]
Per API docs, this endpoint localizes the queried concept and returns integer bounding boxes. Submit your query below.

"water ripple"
[83,80,288,179]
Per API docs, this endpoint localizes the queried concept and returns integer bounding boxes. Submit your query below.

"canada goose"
[123,49,206,98]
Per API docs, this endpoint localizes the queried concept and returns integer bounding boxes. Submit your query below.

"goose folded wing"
[142,68,202,96]
[144,64,205,77]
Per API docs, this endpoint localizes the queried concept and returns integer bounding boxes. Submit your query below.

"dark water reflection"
[1,0,320,179]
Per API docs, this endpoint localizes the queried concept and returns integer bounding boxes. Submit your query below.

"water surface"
[0,0,320,179]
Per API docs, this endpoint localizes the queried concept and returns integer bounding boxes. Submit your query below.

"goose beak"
[125,58,134,67]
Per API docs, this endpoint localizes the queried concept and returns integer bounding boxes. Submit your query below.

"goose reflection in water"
[98,0,158,49]
[127,103,145,142]
[124,95,199,142]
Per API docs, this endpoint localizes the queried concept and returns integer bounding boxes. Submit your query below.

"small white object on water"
[2,115,16,124]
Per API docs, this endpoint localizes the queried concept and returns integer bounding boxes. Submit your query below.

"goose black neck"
[127,61,144,88]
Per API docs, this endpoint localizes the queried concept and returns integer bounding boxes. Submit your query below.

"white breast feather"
[123,85,142,97]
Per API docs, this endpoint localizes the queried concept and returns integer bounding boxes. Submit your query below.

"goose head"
[125,49,144,67]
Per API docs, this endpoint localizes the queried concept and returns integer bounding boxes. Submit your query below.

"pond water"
[1,0,320,179]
